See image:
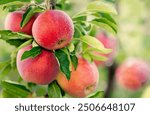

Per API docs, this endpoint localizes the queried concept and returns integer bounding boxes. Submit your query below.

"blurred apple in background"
[116,58,150,90]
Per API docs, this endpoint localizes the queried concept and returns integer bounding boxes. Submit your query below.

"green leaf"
[55,49,71,80]
[2,89,16,98]
[0,64,11,78]
[48,81,62,98]
[0,60,10,70]
[87,1,117,15]
[0,30,32,42]
[99,12,117,25]
[0,0,30,5]
[0,80,31,98]
[79,35,112,54]
[88,52,108,61]
[74,24,87,35]
[70,52,78,70]
[21,6,43,28]
[6,39,27,47]
[87,91,104,98]
[68,43,75,52]
[10,39,33,68]
[82,53,92,62]
[21,46,42,60]
[90,18,117,34]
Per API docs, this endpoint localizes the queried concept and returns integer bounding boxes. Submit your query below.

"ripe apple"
[116,58,150,90]
[32,10,74,50]
[17,45,59,85]
[94,32,117,66]
[5,11,36,35]
[57,57,99,97]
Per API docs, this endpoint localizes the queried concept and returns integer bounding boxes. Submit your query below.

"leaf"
[88,52,108,61]
[0,60,10,70]
[0,0,30,5]
[21,46,42,60]
[74,24,87,35]
[99,12,117,25]
[21,6,43,28]
[70,53,78,70]
[0,64,11,78]
[55,49,71,80]
[10,39,33,68]
[6,39,27,47]
[0,80,31,98]
[68,43,75,52]
[82,53,92,62]
[0,30,32,42]
[87,91,104,98]
[87,1,117,15]
[79,35,112,54]
[90,18,117,34]
[2,90,17,98]
[48,81,62,98]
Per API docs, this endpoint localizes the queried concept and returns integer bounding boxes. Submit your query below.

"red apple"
[17,45,59,85]
[32,10,74,50]
[57,57,99,97]
[94,32,117,66]
[5,11,36,35]
[116,58,150,90]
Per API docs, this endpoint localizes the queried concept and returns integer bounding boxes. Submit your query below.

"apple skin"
[57,57,99,97]
[94,32,117,66]
[32,10,74,50]
[116,58,150,90]
[17,45,59,85]
[5,11,36,35]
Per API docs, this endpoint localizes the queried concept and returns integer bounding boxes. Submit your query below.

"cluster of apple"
[5,9,107,97]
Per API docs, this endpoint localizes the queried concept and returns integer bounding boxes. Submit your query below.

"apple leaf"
[0,80,31,98]
[0,64,11,78]
[89,18,117,34]
[10,39,33,68]
[21,46,42,61]
[70,51,78,70]
[6,39,27,47]
[48,81,62,98]
[98,12,117,25]
[0,0,30,5]
[55,49,71,80]
[87,1,117,15]
[79,35,112,54]
[82,53,92,62]
[87,91,104,98]
[21,6,44,28]
[0,30,32,42]
[0,60,10,70]
[88,52,108,61]
[0,60,11,78]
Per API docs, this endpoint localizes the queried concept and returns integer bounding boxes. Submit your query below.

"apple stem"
[45,0,56,10]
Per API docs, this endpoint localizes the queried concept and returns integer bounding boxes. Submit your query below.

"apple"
[32,10,74,50]
[5,11,36,35]
[116,58,150,90]
[17,45,59,85]
[57,57,99,97]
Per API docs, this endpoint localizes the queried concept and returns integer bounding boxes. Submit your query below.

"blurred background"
[0,0,150,98]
